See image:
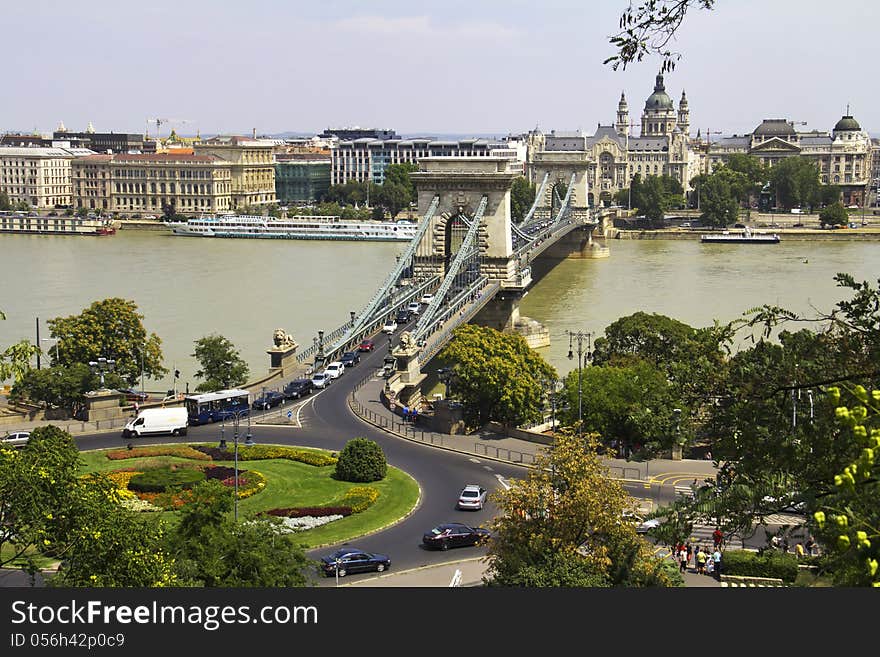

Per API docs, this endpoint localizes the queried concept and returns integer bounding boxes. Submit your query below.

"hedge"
[128,466,206,493]
[721,549,799,583]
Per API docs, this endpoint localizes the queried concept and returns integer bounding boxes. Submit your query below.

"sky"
[4,0,878,139]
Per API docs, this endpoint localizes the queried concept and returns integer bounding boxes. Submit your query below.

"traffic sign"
[287,409,293,419]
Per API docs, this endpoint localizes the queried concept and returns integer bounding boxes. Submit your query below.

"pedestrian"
[696,547,707,575]
[782,537,789,553]
[805,536,815,556]
[133,401,140,416]
[678,545,688,573]
[795,542,806,559]
[706,555,714,576]
[411,406,418,424]
[712,548,722,580]
[712,527,723,549]
[402,405,409,422]
[686,542,693,568]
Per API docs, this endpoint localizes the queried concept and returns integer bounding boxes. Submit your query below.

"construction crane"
[145,118,192,139]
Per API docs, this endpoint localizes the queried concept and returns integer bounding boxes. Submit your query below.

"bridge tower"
[528,151,591,223]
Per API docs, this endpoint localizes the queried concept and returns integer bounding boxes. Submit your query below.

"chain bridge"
[284,156,612,408]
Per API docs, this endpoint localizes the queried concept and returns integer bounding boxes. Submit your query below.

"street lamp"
[41,338,59,367]
[566,330,592,437]
[219,409,255,523]
[87,357,116,390]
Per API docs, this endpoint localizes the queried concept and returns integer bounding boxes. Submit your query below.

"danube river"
[2,230,877,389]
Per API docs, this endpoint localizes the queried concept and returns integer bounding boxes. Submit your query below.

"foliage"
[0,340,39,384]
[334,438,387,483]
[266,506,353,518]
[605,0,716,73]
[47,298,167,386]
[699,167,747,228]
[438,324,557,427]
[193,443,337,466]
[485,430,674,587]
[374,163,418,217]
[819,202,848,228]
[769,157,821,210]
[338,485,381,513]
[191,334,249,391]
[167,479,312,587]
[11,363,122,416]
[720,549,799,583]
[128,466,206,493]
[510,176,537,222]
[0,190,11,211]
[625,174,684,222]
[562,360,682,457]
[106,444,211,461]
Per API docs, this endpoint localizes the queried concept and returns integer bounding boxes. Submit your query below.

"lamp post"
[41,338,58,367]
[222,409,255,523]
[566,330,592,437]
[140,342,145,397]
[87,357,116,389]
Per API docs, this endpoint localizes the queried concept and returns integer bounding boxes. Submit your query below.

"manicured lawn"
[78,443,419,549]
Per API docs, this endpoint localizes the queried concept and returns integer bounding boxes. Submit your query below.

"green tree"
[725,153,768,205]
[819,185,842,207]
[11,363,121,416]
[192,334,249,391]
[639,174,669,224]
[699,167,742,227]
[485,430,674,587]
[0,340,39,384]
[383,162,418,204]
[0,190,11,211]
[168,480,312,587]
[47,298,166,385]
[374,181,410,218]
[769,157,821,210]
[819,202,848,228]
[510,177,537,222]
[563,360,682,457]
[438,325,556,427]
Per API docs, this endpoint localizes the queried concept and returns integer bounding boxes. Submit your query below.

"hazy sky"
[4,0,877,138]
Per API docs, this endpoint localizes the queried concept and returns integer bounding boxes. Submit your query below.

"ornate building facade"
[708,114,873,206]
[531,73,700,206]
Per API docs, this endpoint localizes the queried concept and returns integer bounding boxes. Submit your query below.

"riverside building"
[0,146,83,208]
[194,135,276,209]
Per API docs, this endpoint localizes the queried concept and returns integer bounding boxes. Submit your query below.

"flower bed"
[193,444,337,467]
[105,445,211,461]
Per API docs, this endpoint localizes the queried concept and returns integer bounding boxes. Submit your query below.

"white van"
[122,407,188,439]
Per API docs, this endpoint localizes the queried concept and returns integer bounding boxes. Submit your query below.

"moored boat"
[0,213,118,236]
[168,214,418,242]
[700,225,780,244]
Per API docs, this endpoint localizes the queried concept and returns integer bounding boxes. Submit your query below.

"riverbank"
[610,227,880,241]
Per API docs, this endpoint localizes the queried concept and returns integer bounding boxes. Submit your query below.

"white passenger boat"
[700,225,780,244]
[168,214,418,242]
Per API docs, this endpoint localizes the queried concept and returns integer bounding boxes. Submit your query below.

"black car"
[118,388,149,402]
[396,309,411,323]
[320,548,391,577]
[283,378,313,399]
[422,523,490,551]
[252,390,284,410]
[340,351,360,368]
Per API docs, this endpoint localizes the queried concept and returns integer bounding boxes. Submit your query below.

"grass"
[77,443,420,550]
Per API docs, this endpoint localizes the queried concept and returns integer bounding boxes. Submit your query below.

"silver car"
[311,372,332,389]
[1,431,30,448]
[457,484,487,510]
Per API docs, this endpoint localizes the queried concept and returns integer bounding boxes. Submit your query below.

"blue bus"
[184,389,251,425]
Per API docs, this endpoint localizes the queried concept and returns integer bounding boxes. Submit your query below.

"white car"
[407,302,421,315]
[325,361,345,379]
[420,293,435,305]
[311,372,332,389]
[1,431,30,448]
[457,484,488,510]
[382,319,398,334]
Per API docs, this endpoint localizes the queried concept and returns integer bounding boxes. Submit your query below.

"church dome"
[644,73,673,110]
[833,115,861,131]
[753,119,796,137]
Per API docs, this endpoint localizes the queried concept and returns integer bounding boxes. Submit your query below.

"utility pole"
[566,330,592,437]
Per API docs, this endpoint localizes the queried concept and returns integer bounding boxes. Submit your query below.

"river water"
[2,230,877,389]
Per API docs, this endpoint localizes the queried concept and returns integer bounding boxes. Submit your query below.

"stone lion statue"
[400,330,415,350]
[272,328,297,349]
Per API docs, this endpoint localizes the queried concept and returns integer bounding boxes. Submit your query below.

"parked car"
[457,484,488,510]
[118,388,149,402]
[325,361,345,379]
[340,351,360,368]
[320,548,390,578]
[358,339,375,352]
[311,372,332,389]
[407,302,421,315]
[382,319,398,334]
[252,390,284,410]
[283,378,313,399]
[420,293,435,305]
[422,522,490,550]
[1,431,30,448]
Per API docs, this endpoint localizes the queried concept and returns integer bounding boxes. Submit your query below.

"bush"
[721,549,799,583]
[334,438,387,483]
[128,466,206,493]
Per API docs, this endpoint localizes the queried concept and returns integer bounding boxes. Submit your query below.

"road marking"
[495,474,511,490]
[483,465,494,472]
[468,458,481,464]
